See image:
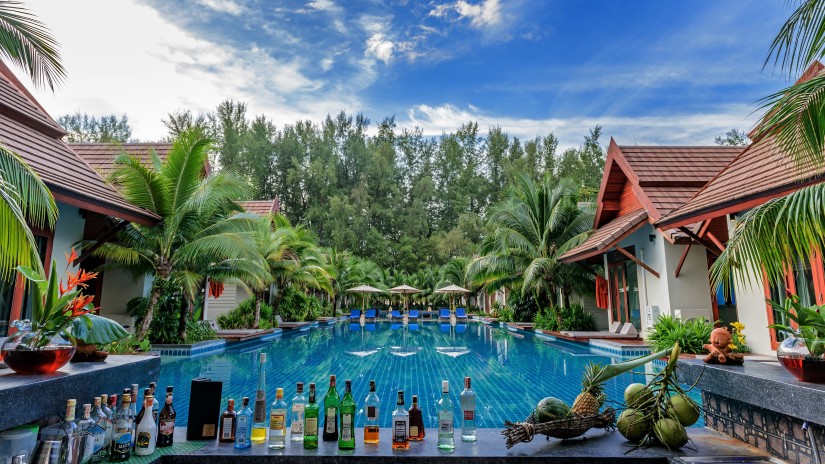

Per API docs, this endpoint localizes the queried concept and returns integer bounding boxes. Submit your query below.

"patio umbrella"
[434,284,471,311]
[346,285,385,313]
[390,285,420,312]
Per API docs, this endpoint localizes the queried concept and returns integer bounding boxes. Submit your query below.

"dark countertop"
[0,354,160,430]
[145,426,774,463]
[678,357,825,424]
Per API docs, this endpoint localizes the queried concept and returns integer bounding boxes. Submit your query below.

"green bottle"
[304,383,319,449]
[322,375,340,442]
[338,379,356,449]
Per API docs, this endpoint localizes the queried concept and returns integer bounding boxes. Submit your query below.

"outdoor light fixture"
[648,234,656,243]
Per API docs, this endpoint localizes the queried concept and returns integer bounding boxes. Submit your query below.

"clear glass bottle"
[268,387,287,449]
[290,382,306,442]
[99,394,114,457]
[149,382,160,424]
[391,391,409,450]
[76,403,96,462]
[363,380,380,444]
[219,399,237,444]
[252,353,268,444]
[322,375,340,442]
[339,379,356,449]
[134,393,157,456]
[460,376,477,441]
[157,387,176,448]
[437,380,454,450]
[408,395,425,441]
[303,383,319,449]
[109,394,133,462]
[128,386,138,448]
[91,397,110,459]
[235,397,253,449]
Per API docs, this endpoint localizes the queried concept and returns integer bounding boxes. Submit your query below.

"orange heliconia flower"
[67,294,95,317]
[65,249,78,265]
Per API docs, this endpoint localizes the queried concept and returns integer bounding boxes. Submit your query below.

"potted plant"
[768,295,825,382]
[0,250,129,374]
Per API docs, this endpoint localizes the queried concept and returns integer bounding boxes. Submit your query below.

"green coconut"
[666,394,700,426]
[653,418,688,449]
[624,383,653,409]
[535,397,571,423]
[617,408,651,443]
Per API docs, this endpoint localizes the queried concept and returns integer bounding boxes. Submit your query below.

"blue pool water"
[158,321,702,428]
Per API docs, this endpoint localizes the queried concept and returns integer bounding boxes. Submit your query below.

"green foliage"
[507,291,542,322]
[57,112,132,142]
[103,335,150,354]
[646,315,715,355]
[533,304,598,332]
[490,302,514,322]
[0,1,66,90]
[714,129,749,146]
[768,295,825,356]
[217,297,275,329]
[185,320,218,344]
[276,287,327,322]
[126,280,186,344]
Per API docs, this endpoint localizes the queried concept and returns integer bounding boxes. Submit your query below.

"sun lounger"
[455,323,467,333]
[365,322,376,332]
[455,307,468,320]
[439,308,450,319]
[440,322,451,332]
[390,310,403,319]
[408,309,419,319]
[214,328,275,342]
[349,309,360,320]
[365,309,377,319]
[275,315,310,329]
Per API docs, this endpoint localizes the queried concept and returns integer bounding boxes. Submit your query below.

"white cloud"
[365,33,395,64]
[196,0,245,15]
[297,0,342,14]
[320,57,335,71]
[429,0,502,28]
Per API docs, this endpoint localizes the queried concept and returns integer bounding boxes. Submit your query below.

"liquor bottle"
[100,394,115,457]
[460,376,477,442]
[128,385,138,448]
[339,379,356,450]
[91,397,111,459]
[322,375,340,442]
[157,387,176,447]
[363,380,380,444]
[268,387,287,449]
[251,353,268,444]
[76,403,97,462]
[391,391,409,450]
[135,388,151,426]
[408,395,425,441]
[303,383,319,449]
[437,380,454,450]
[235,397,253,449]
[149,382,160,424]
[290,382,306,442]
[218,399,237,444]
[135,392,157,456]
[109,394,133,462]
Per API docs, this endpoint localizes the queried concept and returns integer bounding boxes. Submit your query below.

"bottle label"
[325,409,337,433]
[159,419,175,436]
[291,416,304,434]
[341,414,352,441]
[221,417,234,440]
[136,431,151,449]
[305,417,318,436]
[112,431,131,456]
[464,410,475,420]
[91,423,106,451]
[292,404,305,413]
[410,425,419,436]
[393,420,407,442]
[254,394,266,422]
[367,406,377,421]
[236,416,248,442]
[440,418,453,433]
[270,412,286,434]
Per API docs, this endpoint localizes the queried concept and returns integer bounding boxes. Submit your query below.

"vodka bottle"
[90,397,110,459]
[391,391,409,450]
[134,393,157,456]
[251,353,268,444]
[157,387,176,447]
[338,379,356,450]
[109,394,133,462]
[128,385,138,448]
[290,382,306,442]
[99,394,114,457]
[460,376,477,442]
[76,403,96,462]
[322,375,340,442]
[268,387,287,449]
[235,397,253,449]
[408,395,425,441]
[437,381,455,450]
[303,383,319,449]
[363,380,380,444]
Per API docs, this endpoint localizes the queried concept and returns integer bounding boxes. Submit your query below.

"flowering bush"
[728,321,750,353]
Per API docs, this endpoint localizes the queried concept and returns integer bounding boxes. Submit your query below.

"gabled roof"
[559,209,648,263]
[0,61,158,225]
[240,200,279,215]
[71,142,174,179]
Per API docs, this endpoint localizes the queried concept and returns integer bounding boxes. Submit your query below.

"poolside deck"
[547,330,645,344]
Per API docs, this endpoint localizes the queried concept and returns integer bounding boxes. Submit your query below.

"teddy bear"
[703,327,744,365]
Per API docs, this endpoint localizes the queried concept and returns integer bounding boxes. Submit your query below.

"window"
[765,251,825,349]
[0,235,49,336]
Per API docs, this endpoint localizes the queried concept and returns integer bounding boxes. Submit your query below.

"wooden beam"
[697,220,712,237]
[678,227,721,256]
[706,232,726,252]
[77,220,129,264]
[674,244,692,278]
[614,245,660,279]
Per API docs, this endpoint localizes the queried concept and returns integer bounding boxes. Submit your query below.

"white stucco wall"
[98,269,151,331]
[50,203,85,273]
[732,276,773,355]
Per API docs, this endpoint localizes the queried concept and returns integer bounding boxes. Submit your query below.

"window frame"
[763,250,825,350]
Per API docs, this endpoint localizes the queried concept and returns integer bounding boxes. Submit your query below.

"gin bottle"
[408,395,425,441]
[157,387,176,447]
[290,382,306,442]
[268,387,287,449]
[460,376,477,442]
[134,393,157,456]
[76,403,96,462]
[322,375,340,442]
[437,381,454,450]
[252,353,268,444]
[303,383,319,449]
[219,399,237,443]
[391,391,409,450]
[235,397,253,449]
[339,379,356,449]
[109,394,133,462]
[90,397,110,459]
[363,380,380,444]
[99,394,114,456]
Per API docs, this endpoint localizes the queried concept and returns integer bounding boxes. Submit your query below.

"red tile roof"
[559,209,648,263]
[240,200,279,215]
[0,62,158,225]
[71,143,174,179]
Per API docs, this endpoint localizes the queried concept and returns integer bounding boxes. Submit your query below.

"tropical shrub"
[490,303,515,322]
[103,335,151,354]
[217,298,275,329]
[533,304,598,332]
[277,288,328,322]
[126,280,186,344]
[185,320,218,344]
[508,291,541,322]
[646,315,715,354]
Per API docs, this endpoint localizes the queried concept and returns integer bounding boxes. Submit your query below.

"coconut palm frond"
[765,0,825,75]
[0,1,65,90]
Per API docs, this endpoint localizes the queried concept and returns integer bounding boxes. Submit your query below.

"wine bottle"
[135,392,157,456]
[339,379,355,449]
[109,394,133,462]
[322,375,340,442]
[157,387,176,447]
[290,382,306,442]
[460,376,477,442]
[303,383,319,449]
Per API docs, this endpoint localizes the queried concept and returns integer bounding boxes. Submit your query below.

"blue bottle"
[235,397,253,449]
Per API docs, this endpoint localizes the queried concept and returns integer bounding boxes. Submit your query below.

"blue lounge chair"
[349,322,360,331]
[391,310,403,319]
[440,322,451,332]
[365,322,376,332]
[455,307,468,320]
[408,323,419,331]
[365,308,377,320]
[349,309,360,320]
[439,308,450,319]
[408,309,419,319]
[455,323,467,333]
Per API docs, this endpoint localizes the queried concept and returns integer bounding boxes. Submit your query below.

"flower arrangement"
[728,321,750,353]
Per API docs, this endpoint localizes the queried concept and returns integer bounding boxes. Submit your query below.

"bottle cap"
[167,386,174,393]
[276,388,283,399]
[242,397,250,406]
[464,377,471,389]
[345,379,351,391]
[369,380,376,392]
[94,397,101,406]
[442,380,449,393]
[149,381,157,389]
[259,352,266,363]
[228,399,235,408]
[297,382,304,393]
[132,384,138,391]
[67,399,76,407]
[83,404,91,415]
[122,394,131,404]
[396,390,404,405]
[100,394,108,404]
[412,395,418,404]
[329,374,336,386]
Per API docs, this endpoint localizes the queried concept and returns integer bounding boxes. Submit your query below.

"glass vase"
[777,335,825,383]
[0,321,76,374]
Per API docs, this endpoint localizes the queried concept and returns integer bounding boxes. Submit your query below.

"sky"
[19,0,795,148]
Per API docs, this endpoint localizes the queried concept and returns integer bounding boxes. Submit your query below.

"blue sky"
[24,0,793,147]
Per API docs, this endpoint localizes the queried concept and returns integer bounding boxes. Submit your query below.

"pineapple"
[571,362,607,416]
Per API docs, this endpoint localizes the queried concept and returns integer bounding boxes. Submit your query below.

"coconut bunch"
[617,343,701,450]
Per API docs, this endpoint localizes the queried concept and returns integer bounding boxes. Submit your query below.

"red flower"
[67,295,95,317]
[65,249,78,265]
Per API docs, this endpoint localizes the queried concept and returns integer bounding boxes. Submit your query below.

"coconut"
[624,383,653,409]
[653,418,688,448]
[617,408,651,443]
[666,394,700,426]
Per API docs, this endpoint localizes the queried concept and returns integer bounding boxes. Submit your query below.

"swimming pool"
[158,321,701,428]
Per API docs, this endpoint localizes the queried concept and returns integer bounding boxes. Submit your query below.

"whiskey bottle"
[157,387,176,447]
[251,353,268,444]
[338,379,355,450]
[109,394,133,462]
[135,392,157,456]
[268,387,287,449]
[290,382,306,442]
[235,397,253,449]
[322,375,340,442]
[218,399,237,443]
[303,383,319,449]
[437,380,454,450]
[460,376,477,442]
[408,395,425,441]
[391,391,409,450]
[363,380,380,444]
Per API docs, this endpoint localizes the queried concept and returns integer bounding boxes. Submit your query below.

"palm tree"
[439,257,478,307]
[90,129,268,340]
[0,2,66,91]
[711,0,825,287]
[469,175,592,322]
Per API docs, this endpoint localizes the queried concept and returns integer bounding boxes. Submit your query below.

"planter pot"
[0,325,76,374]
[777,335,825,383]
